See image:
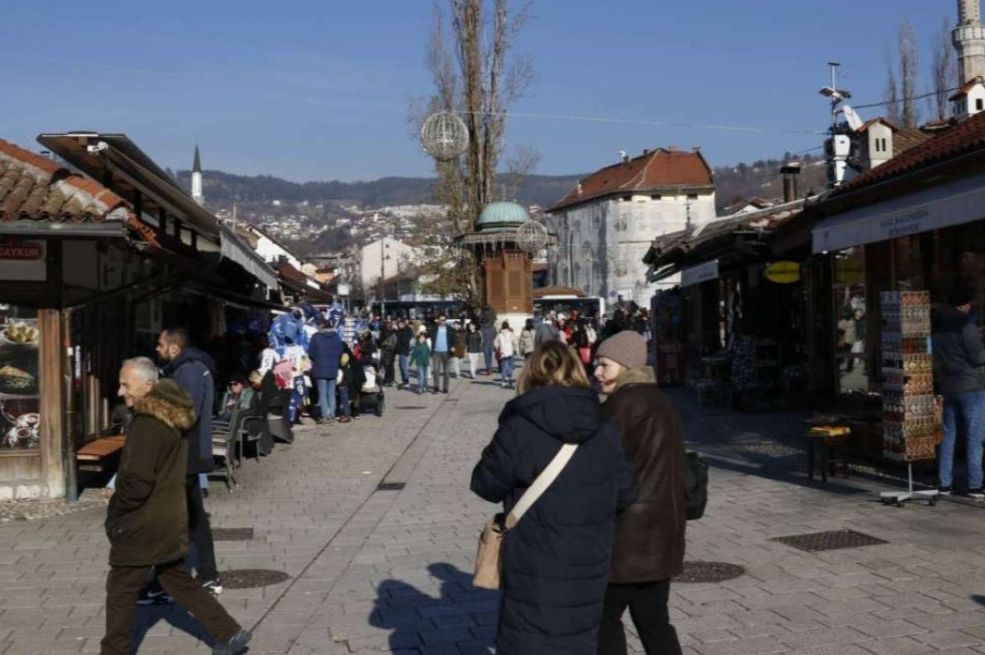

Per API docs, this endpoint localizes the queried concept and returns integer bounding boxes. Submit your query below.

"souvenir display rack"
[878,291,939,506]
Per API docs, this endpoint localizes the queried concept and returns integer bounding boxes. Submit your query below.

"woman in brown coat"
[593,331,686,655]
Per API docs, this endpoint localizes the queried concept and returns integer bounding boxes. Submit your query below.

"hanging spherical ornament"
[420,112,469,161]
[515,219,549,253]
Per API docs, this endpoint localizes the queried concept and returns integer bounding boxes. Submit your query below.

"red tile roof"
[549,148,714,212]
[833,111,985,195]
[950,77,983,100]
[0,138,133,222]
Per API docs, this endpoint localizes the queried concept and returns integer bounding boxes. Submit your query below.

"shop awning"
[680,259,719,287]
[0,221,129,239]
[219,225,278,290]
[812,171,985,253]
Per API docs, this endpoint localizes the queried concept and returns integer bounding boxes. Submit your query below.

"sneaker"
[968,489,985,500]
[939,486,953,495]
[137,588,173,605]
[202,578,223,595]
[213,629,251,655]
[337,416,351,424]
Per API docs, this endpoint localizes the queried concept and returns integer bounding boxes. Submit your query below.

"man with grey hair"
[102,358,249,655]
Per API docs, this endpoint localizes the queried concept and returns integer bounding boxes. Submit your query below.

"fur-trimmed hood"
[133,379,197,432]
[611,365,656,393]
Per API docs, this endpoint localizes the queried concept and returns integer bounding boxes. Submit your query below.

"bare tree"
[929,17,957,120]
[410,0,535,305]
[884,53,901,125]
[502,143,541,202]
[899,19,919,128]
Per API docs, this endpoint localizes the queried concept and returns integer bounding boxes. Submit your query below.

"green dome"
[477,201,528,231]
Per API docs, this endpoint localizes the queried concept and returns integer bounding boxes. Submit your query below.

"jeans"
[185,476,217,582]
[338,384,351,417]
[939,389,985,489]
[315,378,337,420]
[432,352,450,391]
[468,353,481,378]
[418,365,429,393]
[500,355,515,384]
[598,579,682,655]
[483,345,494,372]
[289,375,306,423]
[399,354,410,384]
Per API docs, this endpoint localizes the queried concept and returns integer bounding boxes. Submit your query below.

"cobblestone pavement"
[4,378,985,654]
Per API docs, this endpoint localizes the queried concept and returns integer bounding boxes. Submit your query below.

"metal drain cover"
[377,482,406,491]
[673,561,746,583]
[219,569,290,589]
[772,529,887,552]
[394,406,428,410]
[212,528,254,541]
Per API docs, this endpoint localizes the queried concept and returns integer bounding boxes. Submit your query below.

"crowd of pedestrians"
[96,297,657,654]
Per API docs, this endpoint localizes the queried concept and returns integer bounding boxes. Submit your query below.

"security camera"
[86,141,109,154]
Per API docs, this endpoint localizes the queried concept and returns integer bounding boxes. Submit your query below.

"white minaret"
[955,0,985,84]
[191,145,204,205]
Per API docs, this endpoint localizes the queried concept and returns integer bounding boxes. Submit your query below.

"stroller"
[358,363,385,417]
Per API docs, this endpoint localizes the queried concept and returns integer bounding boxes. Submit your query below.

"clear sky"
[0,0,959,181]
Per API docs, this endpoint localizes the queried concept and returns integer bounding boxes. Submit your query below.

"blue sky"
[0,0,958,181]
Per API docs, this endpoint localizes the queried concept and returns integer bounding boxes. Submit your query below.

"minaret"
[191,145,204,205]
[954,0,985,84]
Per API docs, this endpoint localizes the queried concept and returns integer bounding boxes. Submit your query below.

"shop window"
[0,306,40,451]
[832,248,868,393]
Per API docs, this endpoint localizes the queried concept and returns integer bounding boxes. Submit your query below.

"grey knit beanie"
[596,331,647,368]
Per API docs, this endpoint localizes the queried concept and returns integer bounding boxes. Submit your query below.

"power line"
[851,86,961,110]
[458,110,826,137]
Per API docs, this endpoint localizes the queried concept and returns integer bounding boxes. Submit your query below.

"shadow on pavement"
[370,563,500,653]
[131,602,215,653]
[971,594,985,607]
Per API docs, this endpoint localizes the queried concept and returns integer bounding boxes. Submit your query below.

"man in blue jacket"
[157,328,222,595]
[308,319,344,424]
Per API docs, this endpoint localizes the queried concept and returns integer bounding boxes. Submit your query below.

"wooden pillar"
[37,309,65,499]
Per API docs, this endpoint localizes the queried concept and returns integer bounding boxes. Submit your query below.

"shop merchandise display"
[878,291,939,507]
[0,308,40,450]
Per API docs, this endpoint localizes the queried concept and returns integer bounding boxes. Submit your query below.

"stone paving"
[3,378,985,653]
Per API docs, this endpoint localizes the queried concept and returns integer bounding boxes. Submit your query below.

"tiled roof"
[0,138,133,222]
[549,148,713,212]
[949,77,982,100]
[894,127,932,155]
[833,110,985,195]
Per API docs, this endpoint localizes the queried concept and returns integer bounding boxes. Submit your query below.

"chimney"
[642,148,650,156]
[619,150,629,164]
[576,182,583,195]
[780,162,802,202]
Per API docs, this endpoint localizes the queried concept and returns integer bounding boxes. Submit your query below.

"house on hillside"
[545,147,716,306]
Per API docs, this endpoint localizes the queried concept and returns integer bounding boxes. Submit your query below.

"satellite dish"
[421,112,469,161]
[840,105,864,131]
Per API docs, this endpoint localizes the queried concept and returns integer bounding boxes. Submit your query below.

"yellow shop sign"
[764,261,801,284]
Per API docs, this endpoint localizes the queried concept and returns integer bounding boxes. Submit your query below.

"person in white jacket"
[493,321,519,389]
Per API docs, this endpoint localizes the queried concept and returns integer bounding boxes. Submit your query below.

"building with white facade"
[359,236,419,299]
[545,147,716,306]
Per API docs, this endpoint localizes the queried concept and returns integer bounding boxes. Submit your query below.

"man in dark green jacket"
[101,357,250,655]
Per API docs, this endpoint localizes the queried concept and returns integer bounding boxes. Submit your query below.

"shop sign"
[681,260,719,288]
[0,240,46,281]
[764,261,801,284]
[812,171,985,253]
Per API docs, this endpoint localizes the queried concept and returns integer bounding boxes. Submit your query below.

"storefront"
[0,134,277,499]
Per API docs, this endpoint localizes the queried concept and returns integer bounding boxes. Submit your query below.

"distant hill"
[175,170,581,209]
[175,152,827,213]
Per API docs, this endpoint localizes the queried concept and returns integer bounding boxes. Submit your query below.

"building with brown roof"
[544,147,716,306]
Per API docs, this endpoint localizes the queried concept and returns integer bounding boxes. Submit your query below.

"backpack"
[684,451,708,521]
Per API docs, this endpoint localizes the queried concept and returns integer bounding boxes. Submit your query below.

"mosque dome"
[476,201,528,232]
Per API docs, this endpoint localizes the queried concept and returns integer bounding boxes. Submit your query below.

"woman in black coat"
[471,342,636,655]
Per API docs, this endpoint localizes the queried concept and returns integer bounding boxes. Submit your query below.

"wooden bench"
[77,435,126,473]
